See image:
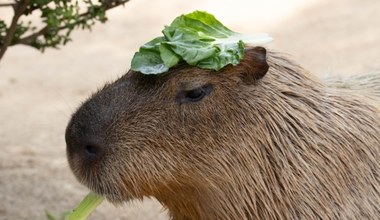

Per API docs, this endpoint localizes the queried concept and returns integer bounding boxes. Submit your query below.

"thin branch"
[13,0,130,47]
[0,3,16,7]
[15,26,48,46]
[0,0,30,60]
[23,0,54,15]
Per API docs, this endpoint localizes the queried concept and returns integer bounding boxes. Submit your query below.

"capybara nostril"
[68,136,105,161]
[84,144,100,157]
[65,119,106,162]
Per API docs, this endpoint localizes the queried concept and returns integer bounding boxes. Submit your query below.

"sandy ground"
[1,0,380,219]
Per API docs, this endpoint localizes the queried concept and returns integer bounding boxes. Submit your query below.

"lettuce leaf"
[131,11,272,74]
[65,192,104,220]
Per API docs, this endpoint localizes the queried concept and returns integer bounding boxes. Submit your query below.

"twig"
[13,0,130,47]
[15,26,49,46]
[0,0,30,60]
[0,3,16,7]
[23,0,53,15]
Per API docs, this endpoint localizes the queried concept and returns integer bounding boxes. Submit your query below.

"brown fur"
[66,47,380,220]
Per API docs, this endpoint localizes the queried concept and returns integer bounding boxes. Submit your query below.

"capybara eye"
[185,89,205,101]
[176,84,213,104]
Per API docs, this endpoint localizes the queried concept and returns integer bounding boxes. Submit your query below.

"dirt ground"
[1,0,380,219]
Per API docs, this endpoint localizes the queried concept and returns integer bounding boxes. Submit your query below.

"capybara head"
[66,46,268,199]
[66,46,380,219]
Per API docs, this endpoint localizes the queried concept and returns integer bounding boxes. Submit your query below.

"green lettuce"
[46,192,104,220]
[65,192,104,220]
[131,11,272,74]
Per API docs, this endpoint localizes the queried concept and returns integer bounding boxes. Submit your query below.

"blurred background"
[0,0,379,219]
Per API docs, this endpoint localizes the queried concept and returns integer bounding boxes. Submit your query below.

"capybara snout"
[65,79,138,192]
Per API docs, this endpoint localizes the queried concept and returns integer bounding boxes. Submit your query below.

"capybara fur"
[66,47,380,220]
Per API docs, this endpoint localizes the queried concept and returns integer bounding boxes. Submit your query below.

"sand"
[1,0,379,219]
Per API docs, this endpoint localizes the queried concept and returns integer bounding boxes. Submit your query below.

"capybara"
[65,47,380,220]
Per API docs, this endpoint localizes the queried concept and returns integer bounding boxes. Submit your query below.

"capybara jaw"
[77,171,143,204]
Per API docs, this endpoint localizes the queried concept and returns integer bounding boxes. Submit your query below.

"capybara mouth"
[80,177,136,204]
[67,154,135,203]
[93,189,131,204]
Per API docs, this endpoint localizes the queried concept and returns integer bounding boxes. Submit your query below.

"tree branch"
[0,0,30,60]
[13,0,130,47]
[23,0,53,15]
[15,26,49,46]
[0,3,16,7]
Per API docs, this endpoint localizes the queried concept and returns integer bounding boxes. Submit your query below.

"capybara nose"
[65,123,105,161]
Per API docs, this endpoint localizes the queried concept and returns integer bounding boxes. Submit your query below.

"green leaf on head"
[131,11,272,74]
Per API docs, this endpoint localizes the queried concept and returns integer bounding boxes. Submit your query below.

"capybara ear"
[240,46,269,84]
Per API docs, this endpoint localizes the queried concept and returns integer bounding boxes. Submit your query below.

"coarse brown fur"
[66,47,380,220]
